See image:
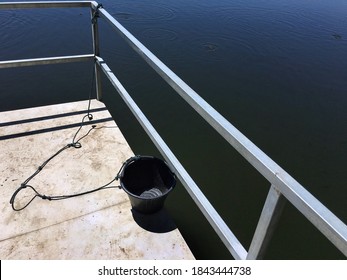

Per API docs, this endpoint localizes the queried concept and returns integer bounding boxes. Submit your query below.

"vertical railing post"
[247,185,286,259]
[91,3,102,100]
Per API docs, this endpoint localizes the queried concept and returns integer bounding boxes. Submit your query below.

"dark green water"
[1,0,346,259]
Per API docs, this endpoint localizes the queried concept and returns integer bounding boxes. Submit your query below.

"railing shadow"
[0,107,112,141]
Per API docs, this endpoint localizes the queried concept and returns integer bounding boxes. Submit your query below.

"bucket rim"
[116,155,175,180]
[117,155,176,199]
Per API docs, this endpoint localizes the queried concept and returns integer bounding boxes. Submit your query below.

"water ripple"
[141,28,178,42]
[1,8,90,60]
[0,9,44,59]
[112,3,177,24]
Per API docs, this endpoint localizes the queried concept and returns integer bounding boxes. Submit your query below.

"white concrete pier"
[0,99,194,260]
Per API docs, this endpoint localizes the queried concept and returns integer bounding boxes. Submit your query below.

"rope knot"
[41,195,51,201]
[91,3,103,24]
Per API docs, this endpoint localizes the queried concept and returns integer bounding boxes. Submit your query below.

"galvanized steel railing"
[0,1,346,259]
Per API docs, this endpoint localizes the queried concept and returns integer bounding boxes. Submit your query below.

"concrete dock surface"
[0,99,194,259]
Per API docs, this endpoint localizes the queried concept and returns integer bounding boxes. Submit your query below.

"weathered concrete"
[0,99,194,260]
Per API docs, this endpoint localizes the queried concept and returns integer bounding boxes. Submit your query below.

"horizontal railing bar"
[98,7,347,256]
[0,1,92,9]
[96,56,248,260]
[0,54,94,69]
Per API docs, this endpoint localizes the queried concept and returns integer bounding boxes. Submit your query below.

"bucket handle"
[116,155,155,180]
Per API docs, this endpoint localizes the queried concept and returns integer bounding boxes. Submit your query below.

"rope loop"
[8,61,113,211]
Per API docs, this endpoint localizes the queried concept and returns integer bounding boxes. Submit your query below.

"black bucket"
[117,156,176,214]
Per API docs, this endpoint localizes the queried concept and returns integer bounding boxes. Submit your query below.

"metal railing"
[0,1,346,259]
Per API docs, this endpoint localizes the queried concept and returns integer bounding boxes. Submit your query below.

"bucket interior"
[121,157,175,199]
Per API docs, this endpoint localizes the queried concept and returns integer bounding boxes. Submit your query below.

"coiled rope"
[10,60,119,211]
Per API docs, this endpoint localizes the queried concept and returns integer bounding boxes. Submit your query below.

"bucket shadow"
[131,208,177,233]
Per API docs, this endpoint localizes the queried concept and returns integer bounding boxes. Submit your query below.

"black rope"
[91,3,103,24]
[10,178,118,212]
[10,61,120,211]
